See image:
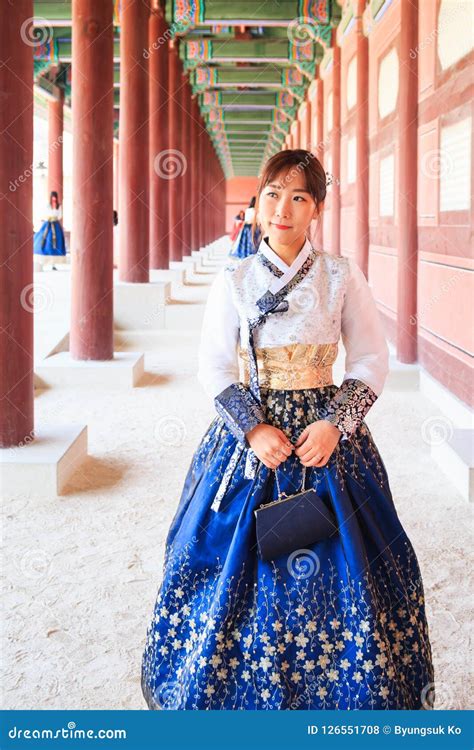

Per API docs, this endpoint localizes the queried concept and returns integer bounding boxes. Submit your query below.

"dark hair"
[248,195,256,208]
[257,150,326,206]
[49,190,60,208]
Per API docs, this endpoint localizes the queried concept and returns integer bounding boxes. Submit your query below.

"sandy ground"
[1,239,473,710]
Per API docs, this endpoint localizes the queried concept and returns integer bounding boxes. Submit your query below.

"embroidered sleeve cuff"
[214,382,265,446]
[324,378,378,440]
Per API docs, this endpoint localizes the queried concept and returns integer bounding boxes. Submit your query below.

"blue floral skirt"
[33,220,66,256]
[229,223,261,259]
[141,385,435,710]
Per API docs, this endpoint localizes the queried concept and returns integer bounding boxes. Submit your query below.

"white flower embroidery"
[317,654,330,669]
[259,656,272,672]
[295,632,309,648]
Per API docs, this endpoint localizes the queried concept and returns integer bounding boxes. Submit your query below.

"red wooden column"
[118,0,149,282]
[180,72,191,254]
[149,7,170,269]
[202,135,208,246]
[198,114,206,248]
[304,99,312,150]
[48,89,64,202]
[0,2,34,447]
[113,139,119,212]
[330,34,341,256]
[168,39,182,261]
[70,0,114,360]
[294,119,301,149]
[314,72,325,250]
[190,96,200,252]
[398,0,418,363]
[355,0,369,277]
[207,138,213,244]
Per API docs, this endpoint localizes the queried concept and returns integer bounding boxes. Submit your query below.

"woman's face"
[51,196,58,208]
[257,169,319,247]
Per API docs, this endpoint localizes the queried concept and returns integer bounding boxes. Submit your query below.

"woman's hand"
[294,420,341,467]
[246,424,293,469]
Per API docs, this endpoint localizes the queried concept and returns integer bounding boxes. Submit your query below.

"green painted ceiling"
[32,1,341,177]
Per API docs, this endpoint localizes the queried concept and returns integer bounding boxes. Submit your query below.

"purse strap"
[274,465,307,501]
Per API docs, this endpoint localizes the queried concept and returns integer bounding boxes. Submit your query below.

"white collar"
[258,236,314,293]
[259,235,313,273]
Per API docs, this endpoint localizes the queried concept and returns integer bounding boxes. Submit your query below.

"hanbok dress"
[33,205,66,257]
[230,215,245,243]
[229,206,261,259]
[141,236,435,711]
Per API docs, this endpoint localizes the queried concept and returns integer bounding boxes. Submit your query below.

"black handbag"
[254,467,338,561]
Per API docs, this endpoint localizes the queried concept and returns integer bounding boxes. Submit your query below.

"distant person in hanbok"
[229,210,245,242]
[141,149,434,710]
[229,196,261,258]
[33,190,66,269]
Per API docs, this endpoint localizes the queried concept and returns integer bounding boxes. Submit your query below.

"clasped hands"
[246,420,342,470]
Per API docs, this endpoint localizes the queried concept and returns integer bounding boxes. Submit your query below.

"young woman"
[229,196,261,259]
[33,190,66,266]
[141,150,434,710]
